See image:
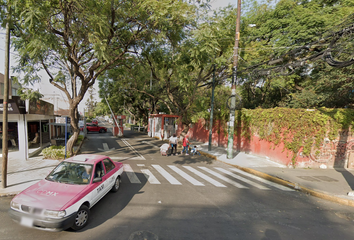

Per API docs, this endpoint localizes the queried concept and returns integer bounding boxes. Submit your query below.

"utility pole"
[227,0,242,159]
[208,63,216,151]
[104,96,122,137]
[2,8,11,188]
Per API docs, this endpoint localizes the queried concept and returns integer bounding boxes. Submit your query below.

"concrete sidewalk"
[194,141,354,207]
[0,151,60,196]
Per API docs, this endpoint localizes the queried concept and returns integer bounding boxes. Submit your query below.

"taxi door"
[102,158,117,190]
[91,161,107,206]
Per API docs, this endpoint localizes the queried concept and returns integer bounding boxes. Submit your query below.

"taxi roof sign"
[72,155,88,162]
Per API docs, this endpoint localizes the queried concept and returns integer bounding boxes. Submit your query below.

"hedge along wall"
[187,108,354,168]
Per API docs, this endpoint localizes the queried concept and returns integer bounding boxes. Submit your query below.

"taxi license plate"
[20,216,33,227]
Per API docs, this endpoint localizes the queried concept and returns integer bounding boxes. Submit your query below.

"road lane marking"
[141,141,160,148]
[120,139,146,160]
[214,167,270,190]
[98,142,115,151]
[198,167,248,189]
[183,166,226,187]
[152,165,182,185]
[168,165,204,186]
[137,164,145,167]
[141,169,161,184]
[123,164,141,184]
[229,168,294,191]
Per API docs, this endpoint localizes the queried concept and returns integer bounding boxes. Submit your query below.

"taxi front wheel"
[71,205,90,231]
[111,176,120,192]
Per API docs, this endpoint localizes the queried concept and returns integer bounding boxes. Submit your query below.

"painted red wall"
[184,119,322,168]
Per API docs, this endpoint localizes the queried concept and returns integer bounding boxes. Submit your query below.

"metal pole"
[104,96,122,137]
[208,63,216,151]
[65,117,67,159]
[83,108,87,137]
[227,0,241,159]
[2,9,11,188]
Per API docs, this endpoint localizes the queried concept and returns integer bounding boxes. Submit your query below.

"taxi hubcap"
[76,210,88,226]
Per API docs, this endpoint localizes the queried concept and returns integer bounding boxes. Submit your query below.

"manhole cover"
[129,231,158,240]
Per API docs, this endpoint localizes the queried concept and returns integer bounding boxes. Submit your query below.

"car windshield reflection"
[46,162,93,185]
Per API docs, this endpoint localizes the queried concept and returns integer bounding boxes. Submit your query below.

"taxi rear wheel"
[71,205,90,231]
[111,176,120,192]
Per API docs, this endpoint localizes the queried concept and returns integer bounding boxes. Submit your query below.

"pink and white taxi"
[8,154,123,231]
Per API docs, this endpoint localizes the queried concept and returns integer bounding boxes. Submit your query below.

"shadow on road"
[78,172,147,231]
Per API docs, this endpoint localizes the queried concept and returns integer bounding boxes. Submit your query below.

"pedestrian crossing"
[122,164,294,191]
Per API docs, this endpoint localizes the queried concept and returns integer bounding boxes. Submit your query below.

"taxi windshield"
[46,162,93,185]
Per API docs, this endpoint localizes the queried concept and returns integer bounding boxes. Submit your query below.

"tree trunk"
[66,104,80,156]
[179,123,190,142]
[67,130,79,156]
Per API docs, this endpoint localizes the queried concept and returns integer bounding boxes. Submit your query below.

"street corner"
[199,150,217,160]
[0,190,19,198]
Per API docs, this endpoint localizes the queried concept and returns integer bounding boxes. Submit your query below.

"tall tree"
[7,0,193,155]
[99,5,239,135]
[238,0,354,108]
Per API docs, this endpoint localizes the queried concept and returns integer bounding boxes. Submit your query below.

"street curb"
[199,150,354,208]
[0,192,19,197]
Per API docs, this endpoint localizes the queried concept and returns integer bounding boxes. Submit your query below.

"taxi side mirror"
[92,177,102,183]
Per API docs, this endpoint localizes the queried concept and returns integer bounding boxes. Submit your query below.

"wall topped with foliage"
[241,108,354,166]
[187,108,354,168]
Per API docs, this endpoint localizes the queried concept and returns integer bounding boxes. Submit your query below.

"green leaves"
[17,88,43,101]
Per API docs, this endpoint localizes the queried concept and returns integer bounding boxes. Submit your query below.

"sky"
[0,0,235,114]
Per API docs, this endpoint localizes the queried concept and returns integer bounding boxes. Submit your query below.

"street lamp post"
[227,0,242,159]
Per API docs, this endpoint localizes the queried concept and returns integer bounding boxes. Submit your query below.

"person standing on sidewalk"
[181,135,190,155]
[169,134,178,155]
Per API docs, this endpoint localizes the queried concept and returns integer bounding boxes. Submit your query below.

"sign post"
[64,117,70,159]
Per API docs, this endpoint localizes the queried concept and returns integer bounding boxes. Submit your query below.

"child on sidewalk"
[190,145,201,156]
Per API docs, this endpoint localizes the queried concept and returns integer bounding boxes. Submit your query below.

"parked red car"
[80,123,107,133]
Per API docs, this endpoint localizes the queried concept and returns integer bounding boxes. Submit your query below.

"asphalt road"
[1,125,354,240]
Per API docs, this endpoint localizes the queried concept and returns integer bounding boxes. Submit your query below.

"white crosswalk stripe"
[141,169,161,184]
[152,165,182,185]
[198,167,248,189]
[168,165,204,186]
[183,166,226,187]
[214,167,270,190]
[229,168,294,191]
[121,164,294,192]
[123,164,141,183]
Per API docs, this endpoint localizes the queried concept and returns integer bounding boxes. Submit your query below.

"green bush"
[42,145,68,160]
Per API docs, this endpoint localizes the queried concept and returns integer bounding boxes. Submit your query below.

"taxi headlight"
[10,201,21,211]
[43,210,66,218]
